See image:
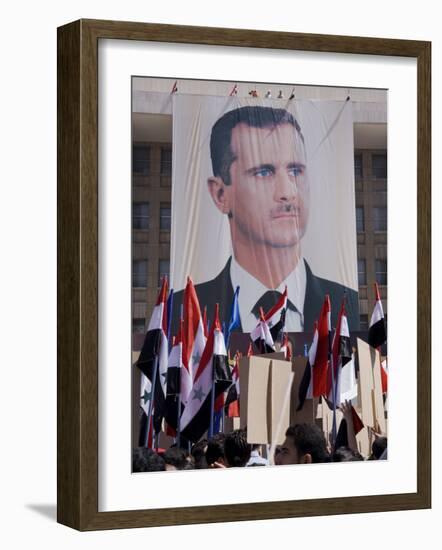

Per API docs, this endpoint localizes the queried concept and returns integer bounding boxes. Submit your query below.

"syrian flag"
[296,322,318,411]
[181,277,207,406]
[225,352,240,418]
[251,307,275,353]
[313,295,331,397]
[280,332,292,360]
[164,322,184,436]
[339,353,358,404]
[180,304,232,442]
[136,278,169,435]
[368,283,387,349]
[328,298,352,406]
[138,373,154,448]
[264,287,287,342]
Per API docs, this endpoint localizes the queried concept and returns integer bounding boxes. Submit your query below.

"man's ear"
[207,177,231,215]
[300,453,313,464]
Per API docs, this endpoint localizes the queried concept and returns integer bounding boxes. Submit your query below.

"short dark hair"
[332,446,364,462]
[210,106,303,185]
[191,438,209,469]
[206,433,226,466]
[163,446,194,470]
[371,436,387,460]
[224,429,251,467]
[132,447,165,472]
[285,424,329,463]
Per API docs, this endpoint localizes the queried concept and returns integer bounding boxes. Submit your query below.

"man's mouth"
[271,204,300,219]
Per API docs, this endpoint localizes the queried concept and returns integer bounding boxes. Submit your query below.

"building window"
[161,147,172,175]
[373,207,387,231]
[133,260,148,288]
[158,259,170,286]
[359,314,369,331]
[133,318,145,334]
[358,259,367,286]
[133,202,149,230]
[372,153,387,179]
[375,259,387,285]
[354,153,363,179]
[160,204,171,230]
[356,207,365,232]
[133,144,150,175]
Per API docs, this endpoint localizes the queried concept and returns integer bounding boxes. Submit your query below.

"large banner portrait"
[169,95,359,334]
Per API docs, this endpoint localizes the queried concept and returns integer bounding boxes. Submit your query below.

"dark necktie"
[251,290,297,318]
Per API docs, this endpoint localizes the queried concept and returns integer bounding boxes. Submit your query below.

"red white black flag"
[181,277,207,406]
[297,321,318,411]
[264,287,288,342]
[180,305,232,442]
[251,308,275,353]
[136,278,169,437]
[313,295,331,397]
[328,297,352,406]
[368,283,387,349]
[164,322,183,436]
[225,352,240,418]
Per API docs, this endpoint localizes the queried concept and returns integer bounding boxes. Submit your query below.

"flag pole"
[328,316,337,450]
[176,393,181,447]
[146,353,159,449]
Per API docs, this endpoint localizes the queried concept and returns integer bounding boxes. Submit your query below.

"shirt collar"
[230,255,306,321]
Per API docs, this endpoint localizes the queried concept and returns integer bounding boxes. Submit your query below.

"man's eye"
[254,168,273,177]
[288,166,304,177]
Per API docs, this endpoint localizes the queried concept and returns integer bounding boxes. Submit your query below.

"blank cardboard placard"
[372,350,387,434]
[357,338,375,428]
[269,359,293,445]
[290,356,319,425]
[239,356,271,444]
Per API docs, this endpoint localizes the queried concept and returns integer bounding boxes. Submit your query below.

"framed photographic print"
[57,19,431,530]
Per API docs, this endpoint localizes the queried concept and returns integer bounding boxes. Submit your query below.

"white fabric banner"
[170,95,358,331]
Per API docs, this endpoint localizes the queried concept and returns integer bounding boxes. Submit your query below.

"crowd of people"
[133,420,387,473]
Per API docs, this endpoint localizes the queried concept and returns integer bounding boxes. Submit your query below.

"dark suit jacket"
[171,257,359,336]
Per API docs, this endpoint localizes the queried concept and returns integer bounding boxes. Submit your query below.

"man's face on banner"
[225,122,309,250]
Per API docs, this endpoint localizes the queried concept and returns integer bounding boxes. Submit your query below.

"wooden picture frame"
[57,19,431,531]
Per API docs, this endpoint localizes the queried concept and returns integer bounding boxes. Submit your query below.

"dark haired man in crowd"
[274,423,329,465]
[163,446,195,470]
[224,429,252,467]
[132,447,165,472]
[171,106,358,334]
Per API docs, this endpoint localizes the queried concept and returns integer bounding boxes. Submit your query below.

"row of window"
[133,259,170,288]
[133,203,171,231]
[358,258,387,286]
[133,145,172,176]
[356,206,387,232]
[354,153,387,179]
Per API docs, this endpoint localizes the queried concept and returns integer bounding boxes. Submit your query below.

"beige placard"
[356,426,371,458]
[357,338,375,428]
[269,359,293,445]
[290,356,319,425]
[239,356,271,444]
[372,350,387,434]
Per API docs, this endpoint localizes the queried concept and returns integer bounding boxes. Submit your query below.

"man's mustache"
[271,203,301,216]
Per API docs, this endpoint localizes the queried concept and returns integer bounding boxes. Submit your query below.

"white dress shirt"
[230,256,306,332]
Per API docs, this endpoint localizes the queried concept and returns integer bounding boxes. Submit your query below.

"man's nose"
[273,170,297,201]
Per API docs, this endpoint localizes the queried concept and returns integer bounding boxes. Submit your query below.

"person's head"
[132,447,165,472]
[206,433,226,467]
[224,429,252,467]
[332,446,364,462]
[371,436,387,460]
[275,424,329,465]
[163,446,194,471]
[191,438,209,469]
[208,106,309,254]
